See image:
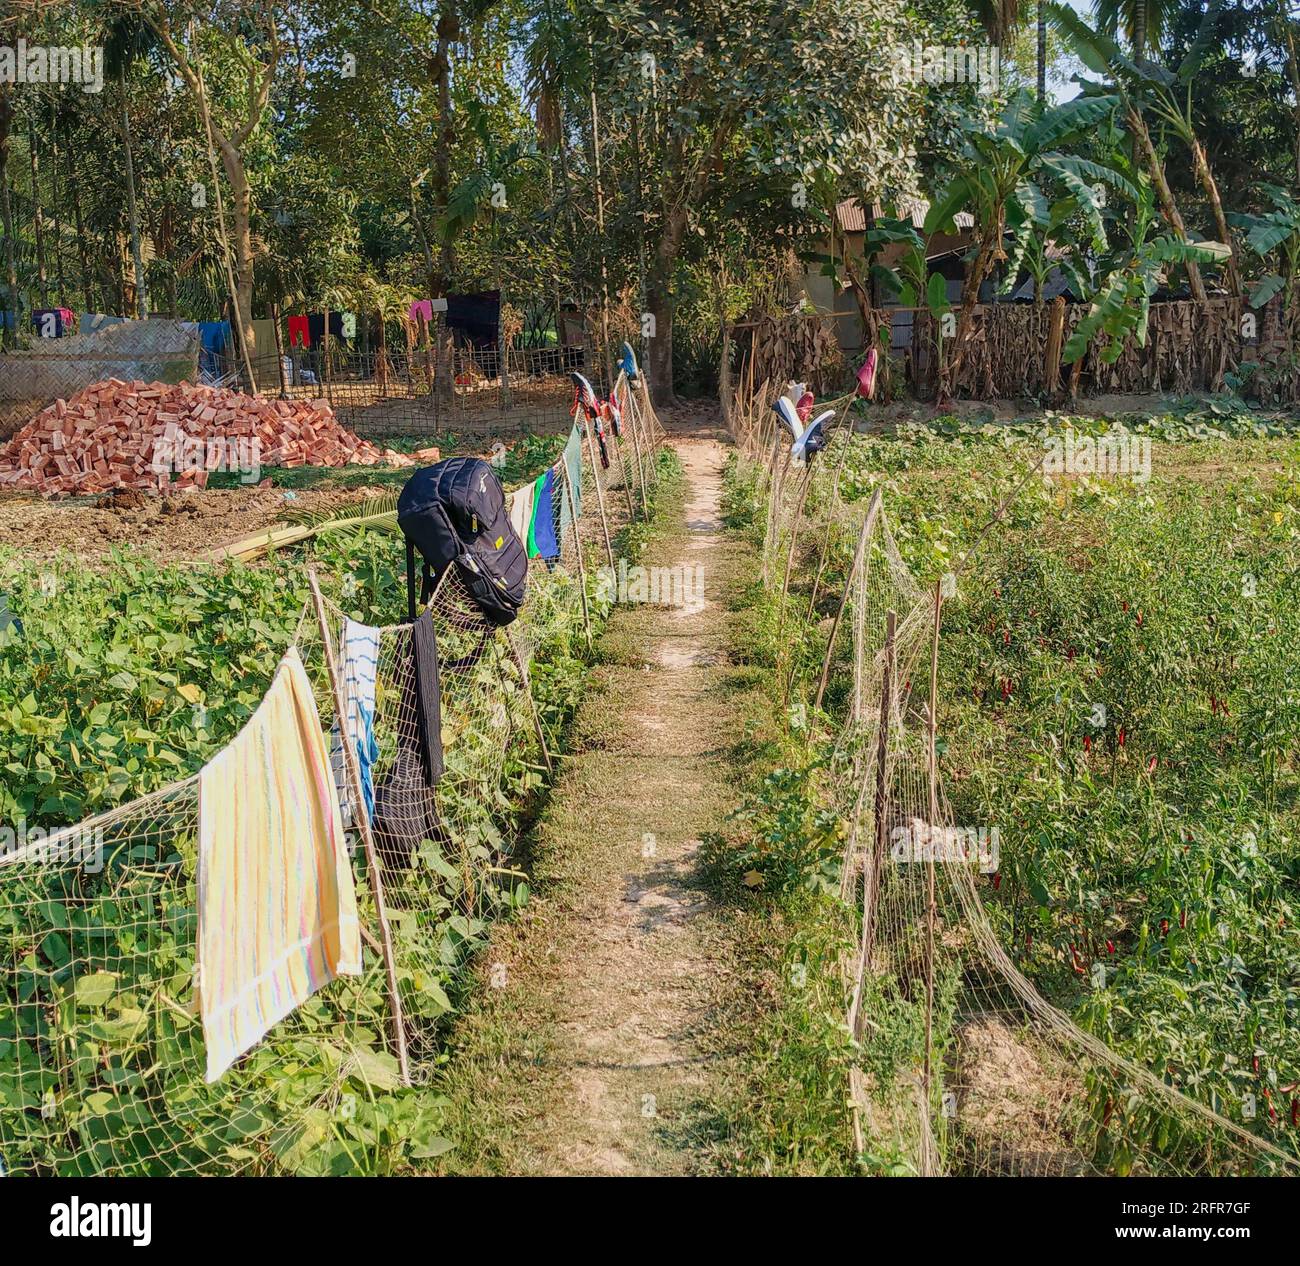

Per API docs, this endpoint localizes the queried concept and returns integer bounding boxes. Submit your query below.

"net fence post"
[814,487,881,712]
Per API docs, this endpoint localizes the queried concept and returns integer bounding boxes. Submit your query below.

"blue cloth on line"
[330,619,381,830]
[532,467,560,561]
[198,321,230,382]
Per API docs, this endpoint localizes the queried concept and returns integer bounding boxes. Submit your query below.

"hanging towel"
[287,315,311,348]
[197,646,362,1083]
[341,312,356,340]
[409,299,434,325]
[329,619,381,827]
[558,425,584,550]
[508,480,536,548]
[411,608,444,786]
[528,468,559,561]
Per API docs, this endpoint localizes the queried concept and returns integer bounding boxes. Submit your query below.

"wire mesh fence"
[0,387,666,1176]
[731,375,1300,1178]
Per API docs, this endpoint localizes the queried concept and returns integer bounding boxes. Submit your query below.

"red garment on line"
[287,315,311,348]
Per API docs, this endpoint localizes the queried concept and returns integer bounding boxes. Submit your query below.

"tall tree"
[141,1,283,359]
[587,0,923,403]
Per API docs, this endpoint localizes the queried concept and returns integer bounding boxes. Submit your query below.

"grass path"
[435,414,762,1175]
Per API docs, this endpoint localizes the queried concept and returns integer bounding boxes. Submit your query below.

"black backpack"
[397,457,528,626]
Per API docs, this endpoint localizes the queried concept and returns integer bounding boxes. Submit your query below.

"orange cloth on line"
[197,646,362,1082]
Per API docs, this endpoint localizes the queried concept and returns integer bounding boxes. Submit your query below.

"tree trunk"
[216,141,257,363]
[939,209,1004,404]
[646,203,686,407]
[28,119,48,308]
[69,154,93,312]
[119,75,148,318]
[1190,137,1240,297]
[1126,104,1207,305]
[1037,0,1047,100]
[0,86,19,345]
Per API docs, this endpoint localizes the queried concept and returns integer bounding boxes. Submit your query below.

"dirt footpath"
[435,413,751,1175]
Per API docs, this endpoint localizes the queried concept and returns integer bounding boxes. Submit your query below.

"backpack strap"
[405,538,418,623]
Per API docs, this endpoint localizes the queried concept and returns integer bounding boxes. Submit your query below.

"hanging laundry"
[508,480,536,548]
[341,312,357,340]
[287,315,311,348]
[408,299,434,325]
[557,424,584,549]
[411,607,445,787]
[196,646,362,1083]
[197,321,230,382]
[32,309,65,338]
[308,312,344,344]
[592,415,610,469]
[329,619,381,827]
[371,622,439,871]
[528,467,560,561]
[602,394,622,438]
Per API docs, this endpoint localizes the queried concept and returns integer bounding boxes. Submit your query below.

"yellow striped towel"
[197,645,363,1082]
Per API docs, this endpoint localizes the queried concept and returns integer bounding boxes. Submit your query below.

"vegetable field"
[718,396,1300,1175]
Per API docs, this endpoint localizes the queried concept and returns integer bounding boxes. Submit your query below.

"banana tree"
[923,88,1132,404]
[1229,186,1300,341]
[1048,1,1238,297]
[1062,176,1229,365]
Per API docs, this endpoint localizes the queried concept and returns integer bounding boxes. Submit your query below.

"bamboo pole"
[625,375,651,514]
[923,581,942,1115]
[505,627,553,776]
[854,608,896,1040]
[307,569,411,1087]
[581,412,616,570]
[814,488,882,712]
[562,468,593,649]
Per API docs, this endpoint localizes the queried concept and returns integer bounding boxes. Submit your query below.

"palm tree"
[1094,0,1176,59]
[969,0,1048,99]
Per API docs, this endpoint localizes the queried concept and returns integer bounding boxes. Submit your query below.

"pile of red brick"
[0,379,432,496]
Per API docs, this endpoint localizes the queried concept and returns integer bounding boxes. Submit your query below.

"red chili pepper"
[1291,1098,1299,1128]
[1265,1090,1278,1122]
[1160,918,1170,937]
[1107,940,1116,955]
[1147,755,1158,773]
[1083,734,1092,752]
[1253,1055,1261,1076]
[1180,909,1187,930]
[1117,727,1126,747]
[1122,601,1129,612]
[992,873,1002,890]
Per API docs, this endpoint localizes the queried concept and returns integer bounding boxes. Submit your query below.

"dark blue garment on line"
[198,321,230,381]
[531,467,560,561]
